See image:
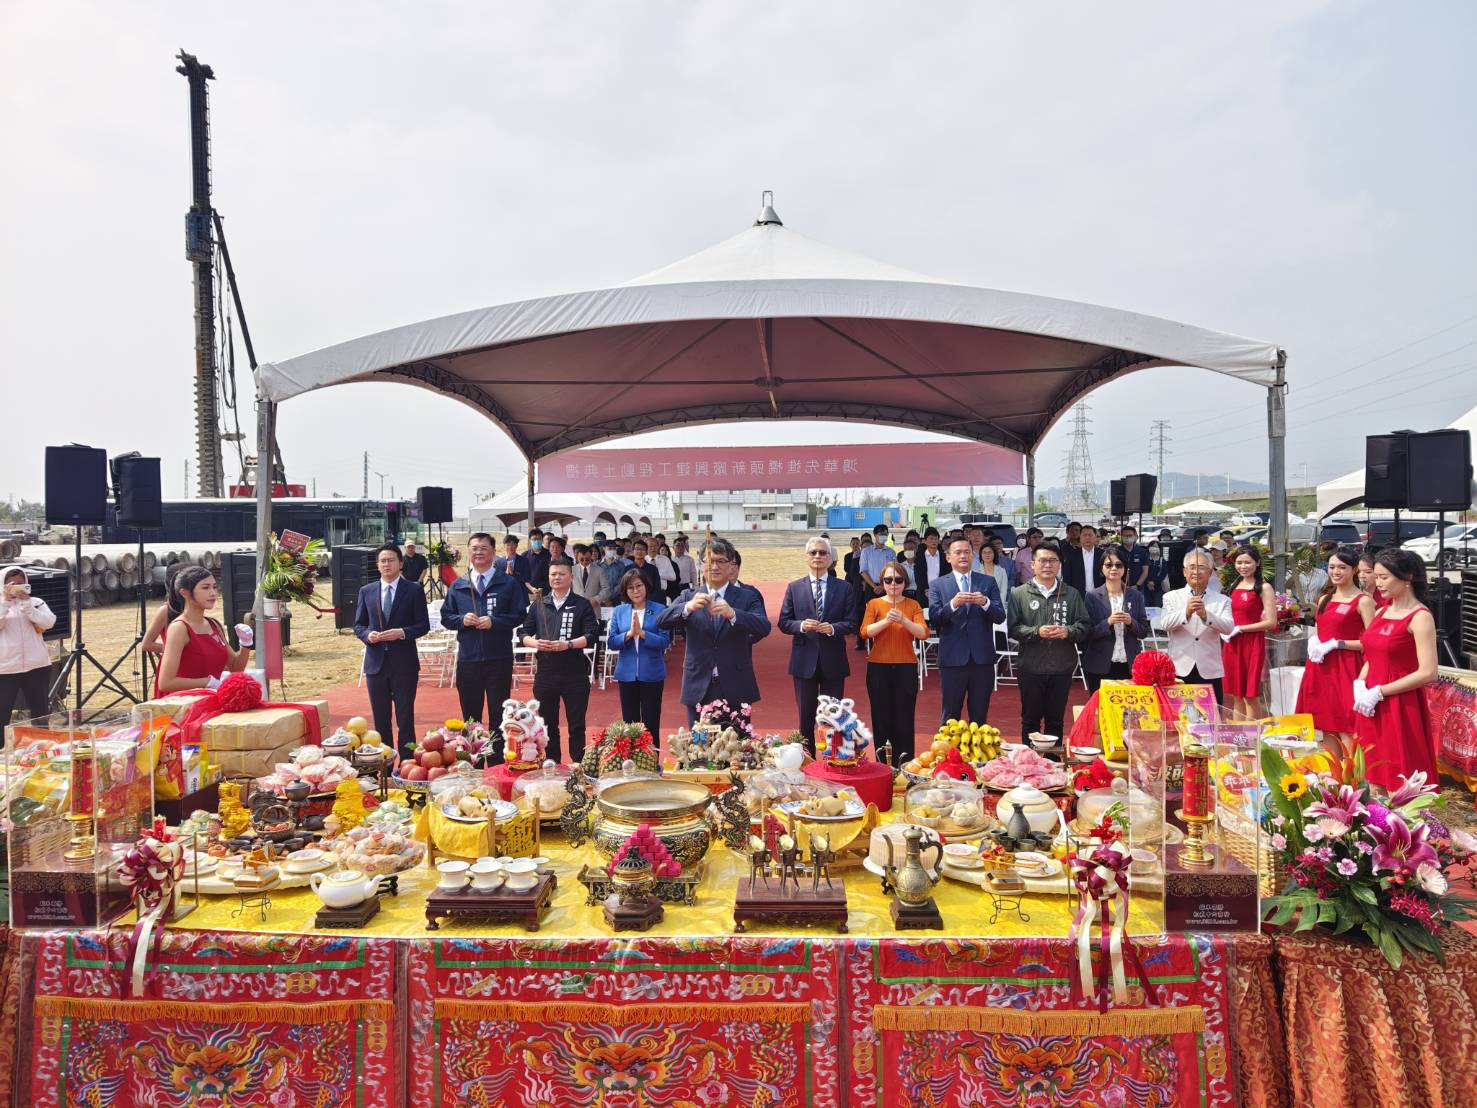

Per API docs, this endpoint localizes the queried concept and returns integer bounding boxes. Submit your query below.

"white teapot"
[997,783,1068,841]
[309,868,385,909]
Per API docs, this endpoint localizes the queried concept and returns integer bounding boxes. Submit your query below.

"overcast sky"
[4,2,1475,514]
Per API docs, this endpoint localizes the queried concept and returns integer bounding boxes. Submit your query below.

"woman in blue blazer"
[1083,545,1151,693]
[606,570,671,737]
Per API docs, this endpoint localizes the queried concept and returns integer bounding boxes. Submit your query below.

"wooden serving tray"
[733,879,849,933]
[424,873,556,932]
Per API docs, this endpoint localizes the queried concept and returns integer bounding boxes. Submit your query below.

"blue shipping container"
[825,506,901,530]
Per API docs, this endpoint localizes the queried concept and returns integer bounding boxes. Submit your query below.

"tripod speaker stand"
[48,530,140,719]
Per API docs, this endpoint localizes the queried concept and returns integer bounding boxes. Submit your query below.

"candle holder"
[1179,742,1214,868]
[63,741,97,862]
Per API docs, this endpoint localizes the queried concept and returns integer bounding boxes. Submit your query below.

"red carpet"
[315,580,1091,756]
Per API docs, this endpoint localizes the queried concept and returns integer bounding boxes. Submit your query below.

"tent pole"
[525,464,535,536]
[1266,354,1289,592]
[1025,453,1036,529]
[253,394,276,619]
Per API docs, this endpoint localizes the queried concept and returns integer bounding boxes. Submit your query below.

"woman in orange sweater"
[862,565,929,760]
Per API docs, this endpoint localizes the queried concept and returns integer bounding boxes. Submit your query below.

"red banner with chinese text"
[538,441,1023,492]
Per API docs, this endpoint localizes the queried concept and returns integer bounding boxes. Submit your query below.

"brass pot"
[593,780,714,867]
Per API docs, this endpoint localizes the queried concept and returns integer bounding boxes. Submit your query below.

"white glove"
[1223,626,1241,642]
[234,622,254,648]
[206,674,223,691]
[1306,637,1329,664]
[1352,680,1383,717]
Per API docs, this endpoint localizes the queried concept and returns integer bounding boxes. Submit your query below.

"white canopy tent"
[467,485,651,534]
[1162,498,1238,516]
[1315,403,1477,518]
[249,196,1289,608]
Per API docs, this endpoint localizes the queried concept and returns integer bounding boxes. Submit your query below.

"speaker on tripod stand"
[108,453,164,695]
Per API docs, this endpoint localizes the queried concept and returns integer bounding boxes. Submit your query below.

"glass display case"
[512,760,574,819]
[5,713,154,928]
[1121,725,1169,934]
[904,779,992,838]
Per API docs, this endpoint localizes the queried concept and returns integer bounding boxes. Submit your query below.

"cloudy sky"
[3,2,1474,514]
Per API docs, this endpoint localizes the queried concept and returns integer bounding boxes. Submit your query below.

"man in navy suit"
[354,543,431,756]
[928,535,1006,725]
[779,536,859,748]
[655,537,772,725]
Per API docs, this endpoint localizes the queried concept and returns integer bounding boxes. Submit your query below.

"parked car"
[1402,523,1477,569]
[1361,517,1445,553]
[1315,520,1363,547]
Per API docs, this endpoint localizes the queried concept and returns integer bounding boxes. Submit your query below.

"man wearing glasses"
[779,537,859,748]
[928,535,1006,726]
[656,537,772,725]
[1008,544,1092,746]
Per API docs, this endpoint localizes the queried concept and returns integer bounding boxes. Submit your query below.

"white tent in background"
[467,485,651,534]
[1315,404,1477,517]
[1162,498,1237,516]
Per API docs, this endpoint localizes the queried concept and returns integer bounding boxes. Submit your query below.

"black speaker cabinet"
[22,566,71,642]
[45,445,108,525]
[1364,433,1411,510]
[218,552,259,647]
[418,486,453,524]
[1406,429,1473,512]
[1124,473,1158,515]
[112,455,163,530]
[331,544,383,630]
[1109,480,1126,518]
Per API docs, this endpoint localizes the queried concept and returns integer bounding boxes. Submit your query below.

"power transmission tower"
[1149,420,1171,507]
[1061,402,1099,516]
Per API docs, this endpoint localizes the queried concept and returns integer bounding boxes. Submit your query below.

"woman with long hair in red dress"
[1221,546,1277,718]
[1296,546,1376,756]
[155,566,252,696]
[1353,549,1438,790]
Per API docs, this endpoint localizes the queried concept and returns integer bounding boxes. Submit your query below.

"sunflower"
[445,719,465,732]
[1279,771,1309,800]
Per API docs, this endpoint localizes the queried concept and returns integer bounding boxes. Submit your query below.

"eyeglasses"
[1034,556,1060,564]
[881,576,906,584]
[806,549,830,557]
[1103,562,1125,570]
[705,557,732,567]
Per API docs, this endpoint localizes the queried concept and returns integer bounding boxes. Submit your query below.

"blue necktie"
[812,575,823,617]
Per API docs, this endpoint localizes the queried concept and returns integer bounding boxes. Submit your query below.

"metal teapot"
[884,825,943,905]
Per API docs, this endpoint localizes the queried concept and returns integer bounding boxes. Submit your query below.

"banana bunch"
[935,719,1002,764]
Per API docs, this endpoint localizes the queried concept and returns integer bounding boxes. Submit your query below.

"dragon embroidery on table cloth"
[440,1019,802,1108]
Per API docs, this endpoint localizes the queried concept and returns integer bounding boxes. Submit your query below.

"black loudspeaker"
[45,445,108,525]
[332,544,383,630]
[418,486,453,524]
[1124,473,1158,515]
[1406,429,1473,512]
[1365,433,1412,510]
[218,552,259,648]
[111,454,163,529]
[1109,480,1127,517]
[22,566,71,642]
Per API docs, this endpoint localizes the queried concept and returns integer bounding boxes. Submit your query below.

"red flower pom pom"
[1131,651,1176,688]
[216,671,264,713]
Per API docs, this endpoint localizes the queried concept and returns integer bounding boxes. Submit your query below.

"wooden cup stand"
[425,872,556,932]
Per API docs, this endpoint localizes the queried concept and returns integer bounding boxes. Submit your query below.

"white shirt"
[1080,548,1097,588]
[1160,586,1235,678]
[673,552,696,586]
[380,580,397,614]
[0,594,56,673]
[809,573,828,609]
[1109,590,1128,664]
[550,589,571,610]
[924,550,942,581]
[1035,578,1059,599]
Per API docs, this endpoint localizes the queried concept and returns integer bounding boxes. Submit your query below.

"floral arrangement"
[1261,744,1474,966]
[696,699,756,740]
[668,724,771,771]
[1130,650,1177,688]
[583,721,659,777]
[1274,592,1304,631]
[260,532,329,609]
[427,540,460,568]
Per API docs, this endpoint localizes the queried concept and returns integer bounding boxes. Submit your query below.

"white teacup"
[435,860,470,891]
[503,858,538,891]
[1130,848,1158,875]
[529,855,553,875]
[469,857,504,891]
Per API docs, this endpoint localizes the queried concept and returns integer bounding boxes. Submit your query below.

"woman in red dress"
[1357,552,1378,600]
[1221,546,1277,718]
[155,566,252,696]
[1354,550,1438,790]
[1296,546,1376,754]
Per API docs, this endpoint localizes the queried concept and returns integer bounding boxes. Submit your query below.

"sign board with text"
[537,442,1022,493]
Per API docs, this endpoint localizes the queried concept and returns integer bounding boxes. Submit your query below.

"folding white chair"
[511,629,538,688]
[416,630,457,688]
[993,626,1019,686]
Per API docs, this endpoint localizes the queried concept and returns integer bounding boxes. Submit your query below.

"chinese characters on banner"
[536,441,1023,493]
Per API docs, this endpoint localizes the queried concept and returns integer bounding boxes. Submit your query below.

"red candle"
[1182,743,1212,820]
[69,743,96,818]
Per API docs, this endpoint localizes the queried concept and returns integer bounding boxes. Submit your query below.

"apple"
[401,763,428,782]
[420,734,445,754]
[345,717,369,737]
[426,765,448,781]
[420,750,444,769]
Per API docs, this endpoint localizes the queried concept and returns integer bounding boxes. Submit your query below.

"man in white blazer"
[1159,547,1234,704]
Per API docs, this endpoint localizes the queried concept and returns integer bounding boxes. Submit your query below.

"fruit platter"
[976,747,1069,792]
[393,720,490,786]
[901,720,1003,783]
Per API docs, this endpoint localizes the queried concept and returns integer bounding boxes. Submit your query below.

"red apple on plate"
[401,763,428,782]
[420,750,444,769]
[426,765,448,781]
[421,734,445,753]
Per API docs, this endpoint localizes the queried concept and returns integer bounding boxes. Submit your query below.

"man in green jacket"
[1007,544,1091,747]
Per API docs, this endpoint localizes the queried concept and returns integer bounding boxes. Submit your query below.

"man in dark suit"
[354,543,431,756]
[778,537,859,748]
[655,537,772,725]
[519,558,599,762]
[440,531,528,734]
[1062,524,1106,593]
[927,535,1006,725]
[912,526,945,603]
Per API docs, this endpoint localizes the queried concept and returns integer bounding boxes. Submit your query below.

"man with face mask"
[1120,525,1150,592]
